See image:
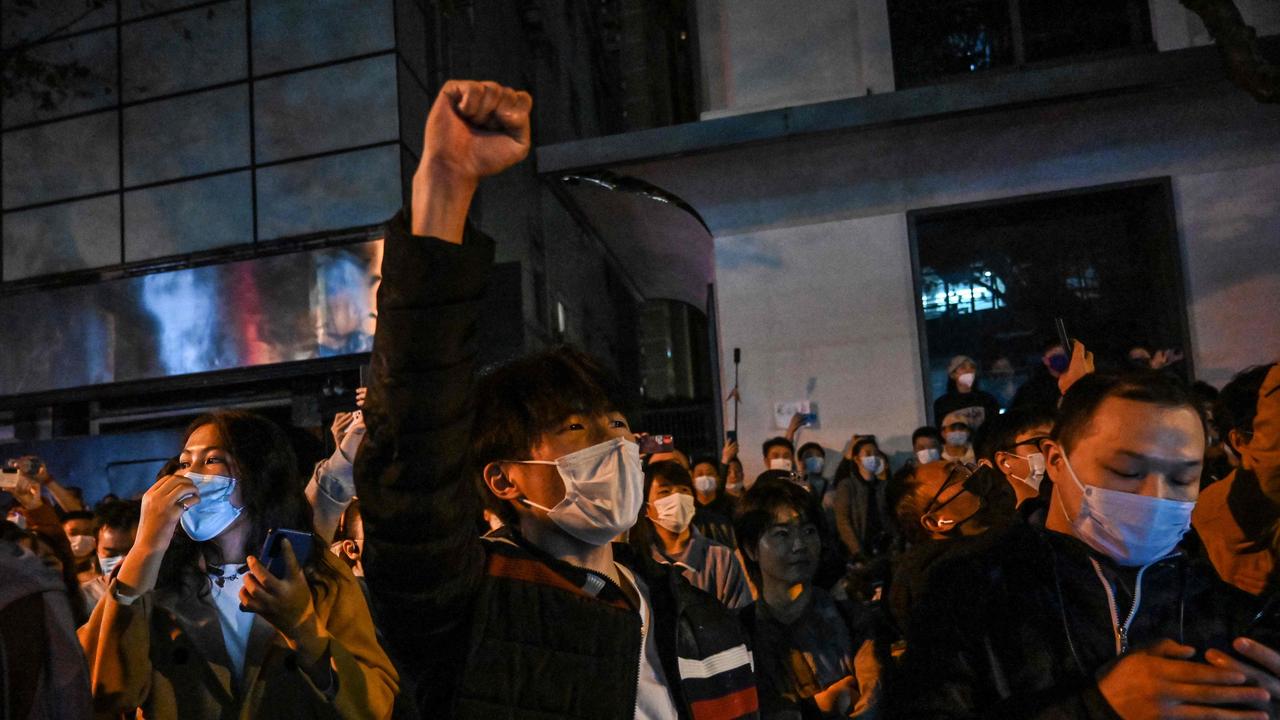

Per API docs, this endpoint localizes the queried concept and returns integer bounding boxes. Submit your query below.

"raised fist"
[421,80,532,185]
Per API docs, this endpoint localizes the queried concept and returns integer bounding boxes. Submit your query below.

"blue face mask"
[803,456,825,476]
[179,472,243,542]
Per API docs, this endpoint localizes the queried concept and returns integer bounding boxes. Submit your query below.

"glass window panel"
[251,0,394,75]
[2,196,121,280]
[1,28,117,128]
[122,0,207,20]
[121,0,246,101]
[2,111,118,208]
[253,55,398,163]
[888,0,1014,88]
[255,144,399,240]
[123,85,250,186]
[2,0,116,48]
[1020,0,1152,63]
[124,171,251,261]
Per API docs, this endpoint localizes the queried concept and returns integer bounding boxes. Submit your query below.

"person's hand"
[844,434,864,461]
[812,675,856,716]
[1151,349,1185,370]
[336,413,366,463]
[11,456,49,485]
[329,412,355,450]
[1096,639,1270,719]
[1058,341,1095,396]
[135,473,199,554]
[355,386,367,408]
[1206,638,1280,713]
[786,412,806,440]
[421,80,532,187]
[721,440,739,465]
[241,540,320,647]
[10,472,43,511]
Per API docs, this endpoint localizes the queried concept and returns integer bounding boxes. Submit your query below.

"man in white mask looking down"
[976,406,1055,521]
[894,370,1280,719]
[354,79,758,719]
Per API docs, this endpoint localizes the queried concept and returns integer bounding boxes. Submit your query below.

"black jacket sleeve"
[354,211,493,691]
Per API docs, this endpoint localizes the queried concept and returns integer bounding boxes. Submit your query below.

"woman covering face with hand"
[77,410,397,720]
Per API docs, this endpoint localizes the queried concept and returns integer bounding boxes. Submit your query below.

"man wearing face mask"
[894,371,1280,720]
[80,499,140,609]
[62,510,101,586]
[763,436,797,475]
[939,411,976,464]
[1192,362,1280,596]
[354,80,758,719]
[834,437,896,568]
[933,355,1002,431]
[976,407,1055,520]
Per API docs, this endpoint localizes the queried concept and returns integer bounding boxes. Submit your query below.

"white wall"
[696,0,893,119]
[1150,0,1280,51]
[715,214,924,480]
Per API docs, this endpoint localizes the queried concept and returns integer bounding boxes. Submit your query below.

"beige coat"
[78,551,398,720]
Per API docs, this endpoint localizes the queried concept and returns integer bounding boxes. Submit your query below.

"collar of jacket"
[1226,468,1280,550]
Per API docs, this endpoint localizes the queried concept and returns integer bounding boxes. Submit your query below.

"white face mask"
[512,437,644,547]
[945,431,970,447]
[957,372,976,389]
[179,472,243,542]
[68,534,96,559]
[768,458,794,472]
[651,493,696,534]
[860,455,884,475]
[803,456,825,475]
[692,474,718,494]
[1008,452,1047,491]
[1055,453,1195,566]
[98,554,124,577]
[916,447,941,465]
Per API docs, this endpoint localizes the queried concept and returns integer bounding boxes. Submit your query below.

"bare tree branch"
[1180,0,1280,103]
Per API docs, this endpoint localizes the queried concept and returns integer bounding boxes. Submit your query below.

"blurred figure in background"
[894,427,942,485]
[690,448,737,547]
[764,436,797,473]
[933,355,1001,432]
[834,436,896,582]
[938,412,976,464]
[81,499,142,610]
[62,510,100,586]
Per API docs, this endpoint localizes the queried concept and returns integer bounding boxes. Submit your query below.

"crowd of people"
[3,79,1280,720]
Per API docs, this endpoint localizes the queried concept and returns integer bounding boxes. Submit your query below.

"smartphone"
[800,413,817,426]
[1055,317,1074,354]
[258,528,314,579]
[0,467,18,491]
[726,430,738,443]
[638,434,675,455]
[358,364,371,388]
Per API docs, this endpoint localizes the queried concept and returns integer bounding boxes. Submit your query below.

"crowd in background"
[3,77,1280,720]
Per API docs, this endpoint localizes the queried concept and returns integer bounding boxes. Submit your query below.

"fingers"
[280,538,302,579]
[1207,647,1280,700]
[1164,681,1270,709]
[239,570,274,614]
[1235,638,1280,677]
[1150,639,1200,659]
[247,554,282,589]
[1152,656,1247,685]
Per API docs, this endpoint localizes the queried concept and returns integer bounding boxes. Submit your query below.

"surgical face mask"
[916,447,941,465]
[98,554,124,577]
[769,458,794,472]
[693,474,718,494]
[860,455,884,475]
[803,456,825,476]
[68,534,96,559]
[1055,453,1194,566]
[651,493,696,534]
[957,372,976,389]
[179,472,244,542]
[1047,353,1070,374]
[945,431,970,447]
[1008,452,1047,491]
[513,437,644,547]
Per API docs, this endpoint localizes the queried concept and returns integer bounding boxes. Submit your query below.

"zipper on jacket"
[1089,556,1153,655]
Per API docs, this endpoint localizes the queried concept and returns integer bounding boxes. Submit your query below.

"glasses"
[922,462,988,528]
[1004,435,1051,453]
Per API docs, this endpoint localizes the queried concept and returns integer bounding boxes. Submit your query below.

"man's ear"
[484,462,521,500]
[994,451,1015,473]
[920,512,950,534]
[1042,439,1066,481]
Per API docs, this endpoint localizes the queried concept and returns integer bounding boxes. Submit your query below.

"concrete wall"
[1150,0,1280,51]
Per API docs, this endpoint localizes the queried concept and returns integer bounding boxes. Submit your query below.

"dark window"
[889,0,1153,89]
[910,181,1189,415]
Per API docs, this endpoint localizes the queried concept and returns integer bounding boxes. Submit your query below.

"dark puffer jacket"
[891,521,1277,719]
[355,213,758,720]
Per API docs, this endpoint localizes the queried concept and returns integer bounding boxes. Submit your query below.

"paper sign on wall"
[774,401,818,430]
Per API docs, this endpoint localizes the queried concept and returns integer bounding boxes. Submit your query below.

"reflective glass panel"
[2,111,118,208]
[123,84,250,185]
[123,171,252,261]
[255,144,399,240]
[2,195,121,280]
[251,0,394,75]
[121,0,247,101]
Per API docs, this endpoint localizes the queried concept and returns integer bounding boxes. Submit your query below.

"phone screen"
[259,529,314,578]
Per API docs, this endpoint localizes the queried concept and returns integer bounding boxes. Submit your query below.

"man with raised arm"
[355,81,758,719]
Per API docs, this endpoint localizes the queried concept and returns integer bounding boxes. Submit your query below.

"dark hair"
[975,406,1055,463]
[690,455,719,473]
[761,436,794,459]
[1220,364,1277,440]
[94,499,140,533]
[471,345,630,525]
[158,410,328,595]
[911,426,942,445]
[850,437,879,457]
[733,479,821,585]
[61,510,96,524]
[1052,371,1206,454]
[796,442,824,459]
[628,461,694,557]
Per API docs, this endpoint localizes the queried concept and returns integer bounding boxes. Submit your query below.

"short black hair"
[975,406,1055,462]
[850,437,879,456]
[690,455,719,472]
[1219,363,1277,439]
[911,426,942,445]
[644,460,693,500]
[761,436,794,458]
[1052,371,1205,454]
[471,345,630,525]
[61,510,95,524]
[94,499,140,532]
[796,442,824,459]
[733,479,821,584]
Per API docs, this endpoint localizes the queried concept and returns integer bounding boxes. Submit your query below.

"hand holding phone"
[637,434,675,455]
[258,528,314,580]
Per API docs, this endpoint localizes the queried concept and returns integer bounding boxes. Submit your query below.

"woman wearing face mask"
[78,410,397,720]
[736,480,882,718]
[629,461,752,609]
[932,355,1002,433]
[833,437,896,568]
